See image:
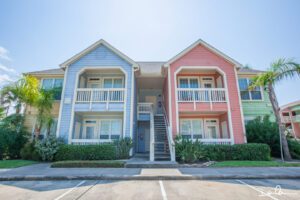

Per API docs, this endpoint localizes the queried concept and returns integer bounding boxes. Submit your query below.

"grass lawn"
[51,160,125,168]
[0,160,38,169]
[211,161,300,167]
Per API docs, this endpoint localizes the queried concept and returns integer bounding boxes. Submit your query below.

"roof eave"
[59,39,139,69]
[164,39,242,68]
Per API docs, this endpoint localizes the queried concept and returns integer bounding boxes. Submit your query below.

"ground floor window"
[180,118,221,139]
[81,119,122,140]
[180,119,203,139]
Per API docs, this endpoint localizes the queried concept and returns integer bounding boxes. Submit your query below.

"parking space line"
[236,180,279,200]
[53,180,86,200]
[159,180,168,200]
[75,180,99,200]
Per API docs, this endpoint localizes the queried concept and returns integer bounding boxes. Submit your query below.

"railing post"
[89,89,93,110]
[209,89,212,110]
[193,90,196,110]
[106,89,110,110]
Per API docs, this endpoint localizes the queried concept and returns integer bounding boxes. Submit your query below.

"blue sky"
[0,0,299,106]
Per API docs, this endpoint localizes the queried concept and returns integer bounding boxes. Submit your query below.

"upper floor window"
[41,78,63,100]
[87,77,124,88]
[178,77,199,88]
[238,78,262,100]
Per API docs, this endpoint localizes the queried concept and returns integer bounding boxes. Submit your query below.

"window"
[99,119,122,140]
[204,119,219,139]
[103,78,123,88]
[41,78,63,100]
[180,119,203,139]
[238,78,262,100]
[83,120,97,139]
[178,77,199,88]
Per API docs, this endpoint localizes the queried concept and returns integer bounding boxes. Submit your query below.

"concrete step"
[125,161,178,168]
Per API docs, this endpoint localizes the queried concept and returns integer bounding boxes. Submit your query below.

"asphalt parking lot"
[0,179,299,200]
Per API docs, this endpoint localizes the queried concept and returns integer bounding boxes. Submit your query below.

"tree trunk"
[268,83,292,161]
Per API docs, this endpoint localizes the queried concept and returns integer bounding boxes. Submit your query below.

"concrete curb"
[1,175,300,181]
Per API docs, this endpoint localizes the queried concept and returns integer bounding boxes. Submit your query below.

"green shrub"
[55,144,117,161]
[20,141,40,161]
[0,114,28,159]
[114,137,133,159]
[175,136,271,163]
[288,139,300,159]
[246,116,280,157]
[203,143,271,161]
[35,136,64,161]
[51,160,125,168]
[175,136,205,163]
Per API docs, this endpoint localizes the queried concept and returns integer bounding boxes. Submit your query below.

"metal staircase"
[154,115,170,161]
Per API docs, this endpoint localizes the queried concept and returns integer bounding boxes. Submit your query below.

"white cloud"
[0,63,17,74]
[0,74,14,86]
[0,46,11,61]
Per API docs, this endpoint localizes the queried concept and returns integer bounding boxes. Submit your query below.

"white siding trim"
[68,66,128,144]
[129,68,134,138]
[235,67,247,143]
[56,66,68,138]
[173,66,235,144]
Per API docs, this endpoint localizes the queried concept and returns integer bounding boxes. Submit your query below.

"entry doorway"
[137,121,150,153]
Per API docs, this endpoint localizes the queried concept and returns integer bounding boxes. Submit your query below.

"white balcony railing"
[137,103,153,114]
[76,88,125,103]
[292,115,300,122]
[177,88,227,102]
[281,116,291,123]
[75,88,125,110]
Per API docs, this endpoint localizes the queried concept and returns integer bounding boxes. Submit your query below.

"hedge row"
[203,143,271,161]
[51,160,125,168]
[55,144,117,161]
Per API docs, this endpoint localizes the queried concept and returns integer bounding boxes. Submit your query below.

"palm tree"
[1,75,40,114]
[34,89,54,138]
[250,58,300,161]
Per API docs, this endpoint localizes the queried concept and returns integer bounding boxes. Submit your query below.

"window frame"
[238,78,263,101]
[179,118,204,140]
[178,76,200,88]
[40,78,64,100]
[87,77,124,89]
[204,118,220,139]
[81,118,123,141]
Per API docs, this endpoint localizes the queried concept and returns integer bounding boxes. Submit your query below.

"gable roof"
[238,67,265,74]
[280,100,300,111]
[25,68,64,75]
[164,39,242,68]
[60,39,139,69]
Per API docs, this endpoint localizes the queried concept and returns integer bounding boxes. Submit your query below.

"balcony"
[176,88,228,111]
[281,116,291,123]
[177,88,227,102]
[75,88,125,111]
[292,115,300,123]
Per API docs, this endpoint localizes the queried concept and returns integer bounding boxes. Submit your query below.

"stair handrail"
[149,104,155,161]
[162,103,175,161]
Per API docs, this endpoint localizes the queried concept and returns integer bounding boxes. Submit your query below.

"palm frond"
[271,58,300,83]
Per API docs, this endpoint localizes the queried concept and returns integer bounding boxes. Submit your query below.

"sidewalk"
[0,163,300,181]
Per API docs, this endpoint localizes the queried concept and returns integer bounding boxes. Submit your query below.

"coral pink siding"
[168,44,245,144]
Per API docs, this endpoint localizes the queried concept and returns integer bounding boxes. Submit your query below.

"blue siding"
[58,44,134,142]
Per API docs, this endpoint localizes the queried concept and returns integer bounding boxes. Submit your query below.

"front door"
[138,124,145,152]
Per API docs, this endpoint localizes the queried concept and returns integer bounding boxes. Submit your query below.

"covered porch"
[178,111,233,145]
[175,67,228,112]
[74,68,126,111]
[70,112,124,144]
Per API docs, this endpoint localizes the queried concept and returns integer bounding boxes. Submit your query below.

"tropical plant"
[0,114,29,159]
[35,135,64,161]
[175,136,205,163]
[33,89,54,138]
[250,58,300,161]
[1,75,40,114]
[114,137,133,159]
